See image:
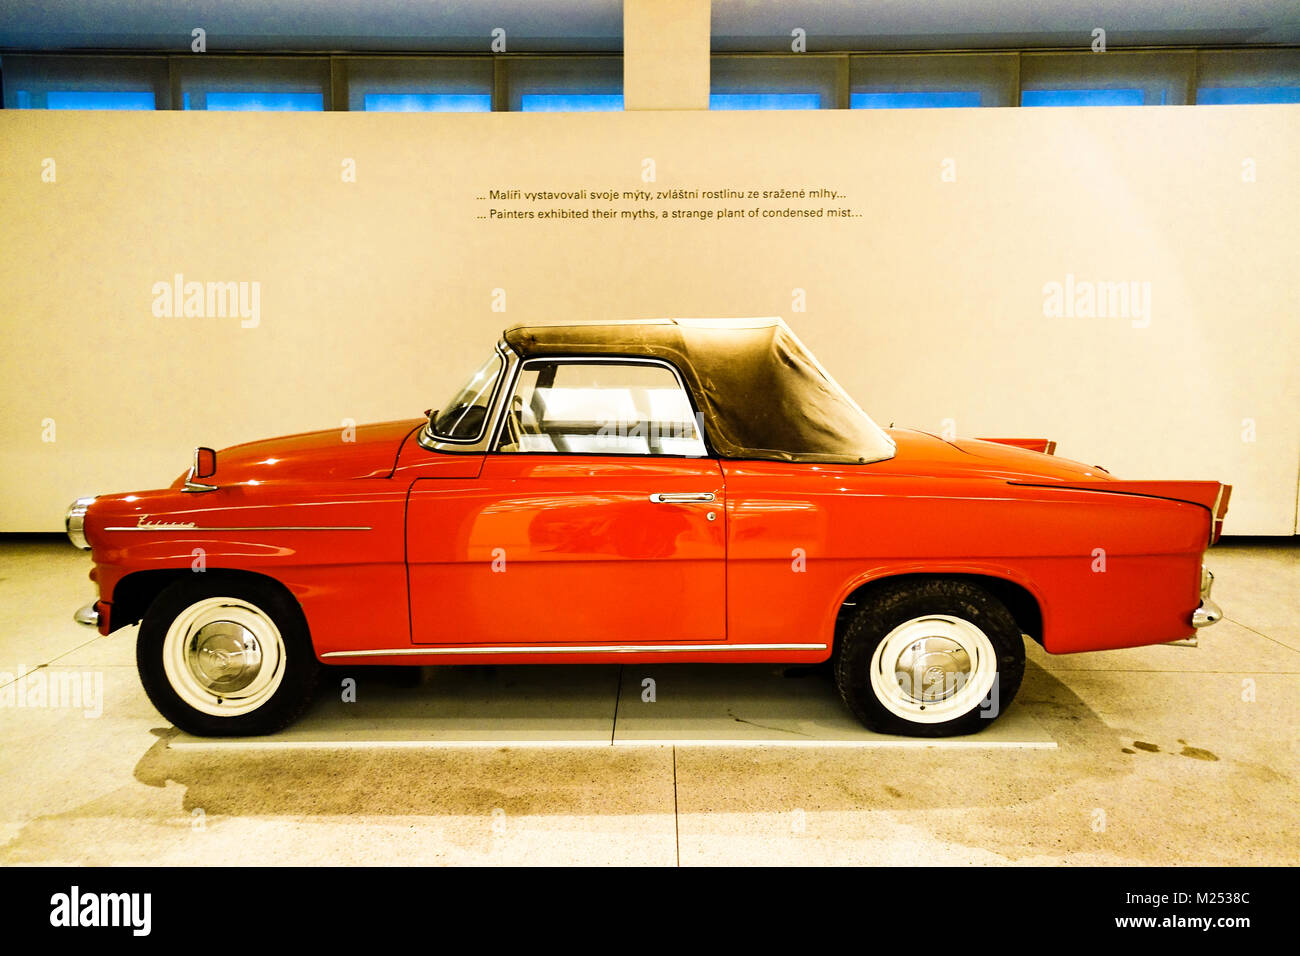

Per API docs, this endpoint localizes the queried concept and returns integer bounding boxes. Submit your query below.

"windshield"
[430,350,504,441]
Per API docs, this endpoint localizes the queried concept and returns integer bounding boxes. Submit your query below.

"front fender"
[84,481,410,652]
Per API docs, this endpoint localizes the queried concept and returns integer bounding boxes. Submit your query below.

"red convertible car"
[66,318,1229,737]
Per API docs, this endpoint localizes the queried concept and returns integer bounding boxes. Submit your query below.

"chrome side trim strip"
[322,642,828,659]
[104,525,372,532]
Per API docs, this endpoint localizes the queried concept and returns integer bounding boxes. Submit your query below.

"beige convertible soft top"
[503,318,896,465]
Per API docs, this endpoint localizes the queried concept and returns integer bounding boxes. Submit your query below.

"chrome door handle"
[649,492,716,503]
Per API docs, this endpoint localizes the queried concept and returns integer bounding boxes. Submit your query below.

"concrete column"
[623,0,711,110]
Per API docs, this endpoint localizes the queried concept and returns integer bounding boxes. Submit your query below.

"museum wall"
[1,104,1296,532]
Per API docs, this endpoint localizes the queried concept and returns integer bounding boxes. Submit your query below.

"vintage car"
[65,318,1230,737]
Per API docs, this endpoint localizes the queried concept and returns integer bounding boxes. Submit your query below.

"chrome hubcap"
[894,636,972,703]
[162,596,287,718]
[187,621,263,694]
[869,614,998,724]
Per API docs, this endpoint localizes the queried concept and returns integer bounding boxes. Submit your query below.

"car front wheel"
[137,575,319,736]
[834,578,1026,737]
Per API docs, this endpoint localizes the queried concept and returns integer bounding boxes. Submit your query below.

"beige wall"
[1,105,1296,533]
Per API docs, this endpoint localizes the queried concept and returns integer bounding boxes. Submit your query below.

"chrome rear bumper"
[1192,566,1222,629]
[74,602,99,627]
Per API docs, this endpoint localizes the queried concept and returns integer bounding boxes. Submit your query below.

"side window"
[496,360,706,456]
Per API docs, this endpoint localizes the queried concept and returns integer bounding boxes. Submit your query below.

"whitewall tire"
[835,579,1026,737]
[138,575,319,736]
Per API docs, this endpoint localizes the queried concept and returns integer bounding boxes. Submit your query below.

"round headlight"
[65,497,96,550]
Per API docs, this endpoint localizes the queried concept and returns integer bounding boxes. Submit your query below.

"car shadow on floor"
[122,659,1134,820]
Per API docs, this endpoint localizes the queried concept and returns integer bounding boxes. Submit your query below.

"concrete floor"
[0,536,1295,865]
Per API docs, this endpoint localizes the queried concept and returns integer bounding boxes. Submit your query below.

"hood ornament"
[183,446,219,494]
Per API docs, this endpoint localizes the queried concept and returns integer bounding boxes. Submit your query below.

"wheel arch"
[832,571,1044,652]
[107,567,303,634]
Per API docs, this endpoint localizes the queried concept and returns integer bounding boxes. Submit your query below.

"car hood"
[172,418,425,486]
[882,428,1113,482]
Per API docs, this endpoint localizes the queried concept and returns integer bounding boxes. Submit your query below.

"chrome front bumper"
[1192,566,1222,629]
[74,602,99,627]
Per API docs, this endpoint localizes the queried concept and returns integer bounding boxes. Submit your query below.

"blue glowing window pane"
[1022,88,1145,106]
[363,93,492,112]
[200,92,324,111]
[710,92,822,110]
[851,90,981,109]
[1197,86,1300,104]
[520,93,623,112]
[43,90,156,110]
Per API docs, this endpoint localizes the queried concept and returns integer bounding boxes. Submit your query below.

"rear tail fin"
[977,437,1057,455]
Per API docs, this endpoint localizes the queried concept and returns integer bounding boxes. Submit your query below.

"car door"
[407,356,726,645]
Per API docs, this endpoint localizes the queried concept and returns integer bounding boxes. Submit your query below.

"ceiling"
[0,0,1296,53]
[713,1,1300,50]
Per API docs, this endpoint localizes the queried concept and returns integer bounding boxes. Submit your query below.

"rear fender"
[1010,479,1231,543]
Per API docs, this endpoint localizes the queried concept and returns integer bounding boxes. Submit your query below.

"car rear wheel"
[834,579,1026,737]
[137,575,319,736]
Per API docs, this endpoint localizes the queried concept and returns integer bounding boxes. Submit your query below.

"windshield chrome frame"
[417,340,518,453]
